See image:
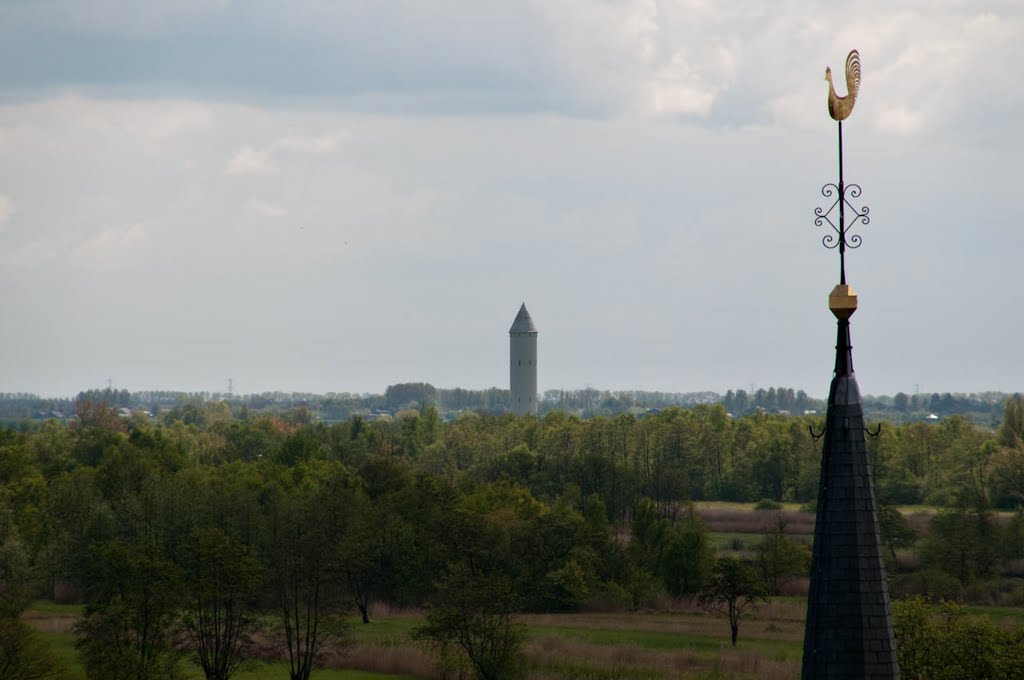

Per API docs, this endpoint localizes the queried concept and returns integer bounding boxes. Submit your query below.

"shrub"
[754,499,783,511]
[0,618,72,680]
[889,569,962,602]
[414,564,525,680]
[893,597,1024,680]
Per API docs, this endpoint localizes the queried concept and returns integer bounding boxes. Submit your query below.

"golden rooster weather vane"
[814,49,869,289]
[826,49,860,121]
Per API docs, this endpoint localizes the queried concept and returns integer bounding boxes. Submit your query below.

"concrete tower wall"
[509,303,538,416]
[510,332,538,415]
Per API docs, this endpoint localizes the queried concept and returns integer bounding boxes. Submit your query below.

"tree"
[698,557,766,646]
[264,471,350,680]
[414,563,525,680]
[75,539,184,680]
[0,618,71,680]
[753,518,810,595]
[0,531,32,619]
[892,597,1024,680]
[919,505,1000,585]
[182,527,262,680]
[998,394,1024,447]
[625,498,672,607]
[658,505,716,598]
[877,503,917,570]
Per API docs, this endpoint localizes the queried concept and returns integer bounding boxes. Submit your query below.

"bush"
[890,569,962,602]
[414,565,525,680]
[0,618,71,680]
[893,597,1024,679]
[754,499,783,511]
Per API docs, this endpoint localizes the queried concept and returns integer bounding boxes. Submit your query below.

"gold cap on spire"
[829,284,858,319]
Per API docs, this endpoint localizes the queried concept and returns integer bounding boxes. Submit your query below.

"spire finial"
[815,50,871,300]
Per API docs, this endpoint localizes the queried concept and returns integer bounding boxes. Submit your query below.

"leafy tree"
[919,505,1001,585]
[182,527,262,680]
[698,556,766,646]
[998,394,1024,447]
[625,498,672,607]
[893,597,1024,680]
[75,539,184,680]
[264,470,350,680]
[877,503,917,570]
[658,505,715,598]
[0,530,32,618]
[0,618,71,680]
[753,518,810,595]
[414,563,525,680]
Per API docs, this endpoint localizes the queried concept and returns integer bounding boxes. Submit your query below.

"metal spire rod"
[814,120,869,282]
[838,121,845,284]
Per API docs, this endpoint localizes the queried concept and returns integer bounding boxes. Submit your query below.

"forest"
[2,395,1024,678]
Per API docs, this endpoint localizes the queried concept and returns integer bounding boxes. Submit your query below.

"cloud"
[226,130,348,178]
[273,131,350,154]
[70,222,148,264]
[0,195,14,225]
[226,146,274,175]
[248,198,286,218]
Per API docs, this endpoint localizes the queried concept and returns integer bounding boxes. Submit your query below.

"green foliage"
[893,597,1024,679]
[920,505,1001,585]
[182,527,262,680]
[658,506,716,599]
[414,563,525,680]
[0,618,72,680]
[753,519,810,596]
[264,467,353,680]
[753,498,783,511]
[998,394,1024,448]
[889,569,963,602]
[75,539,184,680]
[698,557,766,646]
[0,529,32,618]
[877,504,917,570]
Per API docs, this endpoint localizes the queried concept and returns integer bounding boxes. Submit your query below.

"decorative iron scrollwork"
[814,182,870,251]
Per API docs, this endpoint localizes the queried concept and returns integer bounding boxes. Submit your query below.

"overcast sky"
[0,0,1021,398]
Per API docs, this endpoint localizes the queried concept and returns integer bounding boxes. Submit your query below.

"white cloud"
[273,131,350,154]
[649,50,717,116]
[248,198,287,218]
[226,146,274,175]
[0,195,14,225]
[876,106,924,135]
[71,223,148,264]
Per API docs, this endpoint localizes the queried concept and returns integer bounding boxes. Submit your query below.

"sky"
[0,0,1021,399]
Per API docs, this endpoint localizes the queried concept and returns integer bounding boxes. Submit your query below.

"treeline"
[1,385,1014,425]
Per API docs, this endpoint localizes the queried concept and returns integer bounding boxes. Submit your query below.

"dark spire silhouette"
[802,49,898,679]
[801,292,898,679]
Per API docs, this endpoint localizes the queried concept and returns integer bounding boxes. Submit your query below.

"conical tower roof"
[802,311,898,679]
[509,303,538,334]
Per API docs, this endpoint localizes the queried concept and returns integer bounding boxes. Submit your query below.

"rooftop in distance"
[509,303,538,334]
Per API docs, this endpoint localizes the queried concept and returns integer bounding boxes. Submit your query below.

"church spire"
[802,50,898,680]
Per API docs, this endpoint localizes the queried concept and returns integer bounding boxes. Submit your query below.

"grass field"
[26,590,1024,679]
[25,601,805,680]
